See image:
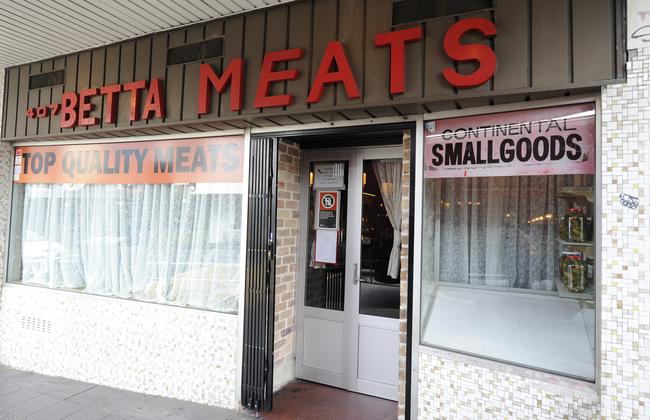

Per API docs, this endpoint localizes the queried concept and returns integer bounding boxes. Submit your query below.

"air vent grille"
[29,70,65,90]
[167,38,224,66]
[20,316,52,334]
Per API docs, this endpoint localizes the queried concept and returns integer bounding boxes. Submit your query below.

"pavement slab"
[0,366,254,420]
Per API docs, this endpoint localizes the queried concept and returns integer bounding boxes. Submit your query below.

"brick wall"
[273,139,301,391]
[398,129,411,420]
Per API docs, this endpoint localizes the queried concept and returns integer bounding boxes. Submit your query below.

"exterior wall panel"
[309,0,339,111]
[241,12,266,117]
[220,16,245,120]
[14,65,29,138]
[363,0,392,106]
[285,1,312,115]
[572,0,616,83]
[1,0,625,140]
[165,31,185,124]
[133,38,152,127]
[25,63,41,137]
[103,45,121,130]
[336,0,364,108]
[263,6,289,116]
[493,0,529,91]
[531,0,571,87]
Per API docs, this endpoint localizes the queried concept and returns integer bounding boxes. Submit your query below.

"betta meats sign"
[424,103,596,178]
[25,18,497,128]
[13,136,243,184]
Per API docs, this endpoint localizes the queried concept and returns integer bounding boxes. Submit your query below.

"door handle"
[353,263,359,285]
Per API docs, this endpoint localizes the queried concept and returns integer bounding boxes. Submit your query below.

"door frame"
[295,145,403,399]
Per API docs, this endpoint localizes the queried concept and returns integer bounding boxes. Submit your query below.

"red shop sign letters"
[26,18,498,128]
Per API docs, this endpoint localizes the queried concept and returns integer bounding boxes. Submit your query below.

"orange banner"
[14,136,244,184]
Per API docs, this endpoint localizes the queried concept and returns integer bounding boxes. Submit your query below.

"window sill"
[2,281,240,318]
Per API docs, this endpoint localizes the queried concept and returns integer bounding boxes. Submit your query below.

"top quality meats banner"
[424,103,595,178]
[14,136,244,184]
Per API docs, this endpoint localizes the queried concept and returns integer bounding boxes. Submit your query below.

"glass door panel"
[359,159,401,319]
[304,160,348,311]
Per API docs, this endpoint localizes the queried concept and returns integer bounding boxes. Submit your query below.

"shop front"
[1,0,643,418]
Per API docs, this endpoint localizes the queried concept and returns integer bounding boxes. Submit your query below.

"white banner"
[628,0,650,50]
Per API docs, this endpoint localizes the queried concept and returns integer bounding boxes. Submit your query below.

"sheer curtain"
[372,160,402,279]
[20,183,242,312]
[433,175,558,291]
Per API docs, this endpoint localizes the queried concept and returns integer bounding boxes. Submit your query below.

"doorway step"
[264,380,397,420]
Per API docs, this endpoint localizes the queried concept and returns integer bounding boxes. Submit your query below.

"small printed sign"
[314,229,338,264]
[619,193,640,211]
[313,162,346,189]
[316,191,339,230]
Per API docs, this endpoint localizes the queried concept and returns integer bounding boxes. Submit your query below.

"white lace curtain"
[428,175,558,291]
[373,160,402,279]
[19,183,242,312]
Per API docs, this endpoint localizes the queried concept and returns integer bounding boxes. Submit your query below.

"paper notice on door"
[313,162,346,189]
[314,229,337,264]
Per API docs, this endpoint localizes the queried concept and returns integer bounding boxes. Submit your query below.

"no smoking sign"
[317,191,340,230]
[320,192,337,211]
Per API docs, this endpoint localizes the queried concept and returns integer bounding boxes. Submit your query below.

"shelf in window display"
[557,187,594,203]
[555,276,594,300]
[556,238,595,247]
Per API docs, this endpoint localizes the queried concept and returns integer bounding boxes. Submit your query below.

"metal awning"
[0,0,296,68]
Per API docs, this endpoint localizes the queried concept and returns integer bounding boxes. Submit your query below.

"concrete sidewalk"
[0,366,255,420]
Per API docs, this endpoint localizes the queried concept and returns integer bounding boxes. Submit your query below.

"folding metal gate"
[241,137,278,411]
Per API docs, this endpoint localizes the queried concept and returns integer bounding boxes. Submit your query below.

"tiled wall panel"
[600,47,650,419]
[0,286,239,409]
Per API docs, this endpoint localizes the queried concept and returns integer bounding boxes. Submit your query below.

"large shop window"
[8,136,245,313]
[420,104,597,381]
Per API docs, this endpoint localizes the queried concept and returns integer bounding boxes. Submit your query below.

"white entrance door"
[295,147,402,401]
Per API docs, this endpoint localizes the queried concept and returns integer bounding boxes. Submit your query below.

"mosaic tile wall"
[0,138,10,311]
[0,69,7,307]
[600,47,650,419]
[417,48,650,419]
[0,285,240,408]
[418,349,600,419]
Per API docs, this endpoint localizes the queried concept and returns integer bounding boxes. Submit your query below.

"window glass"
[360,159,401,319]
[420,104,597,380]
[8,137,244,313]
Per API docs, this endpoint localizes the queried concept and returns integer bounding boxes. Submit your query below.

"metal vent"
[392,0,494,25]
[167,38,224,66]
[20,316,52,334]
[29,70,65,90]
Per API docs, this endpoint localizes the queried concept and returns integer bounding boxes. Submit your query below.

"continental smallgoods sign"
[13,136,244,184]
[424,103,596,178]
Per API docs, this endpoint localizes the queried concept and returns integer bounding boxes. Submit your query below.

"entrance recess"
[296,147,402,401]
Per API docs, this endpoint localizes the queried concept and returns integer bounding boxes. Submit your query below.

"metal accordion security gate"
[241,136,278,411]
